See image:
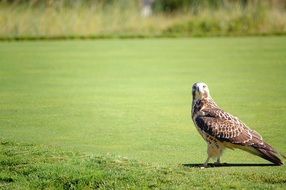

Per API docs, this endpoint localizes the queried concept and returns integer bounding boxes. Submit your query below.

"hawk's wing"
[195,108,283,165]
[195,108,262,146]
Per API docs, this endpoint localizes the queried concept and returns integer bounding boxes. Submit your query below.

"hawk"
[191,82,284,166]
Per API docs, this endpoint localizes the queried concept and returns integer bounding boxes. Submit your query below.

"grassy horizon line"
[1,32,286,42]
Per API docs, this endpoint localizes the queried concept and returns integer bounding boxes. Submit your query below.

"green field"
[0,37,286,189]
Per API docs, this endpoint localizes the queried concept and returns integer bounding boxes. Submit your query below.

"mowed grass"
[1,140,286,189]
[0,37,286,188]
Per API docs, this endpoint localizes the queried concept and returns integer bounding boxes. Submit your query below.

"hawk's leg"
[214,147,224,165]
[206,142,223,166]
[214,157,221,165]
[203,156,210,167]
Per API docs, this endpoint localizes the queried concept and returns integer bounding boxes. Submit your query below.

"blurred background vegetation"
[0,0,286,39]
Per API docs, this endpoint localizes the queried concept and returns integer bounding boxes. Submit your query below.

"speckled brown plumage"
[191,82,283,166]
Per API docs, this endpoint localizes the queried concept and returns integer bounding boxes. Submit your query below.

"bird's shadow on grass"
[182,163,277,168]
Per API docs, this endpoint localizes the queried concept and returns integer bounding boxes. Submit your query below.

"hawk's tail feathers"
[255,147,284,166]
[239,144,284,165]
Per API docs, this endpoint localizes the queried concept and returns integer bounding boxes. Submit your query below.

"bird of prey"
[191,82,284,167]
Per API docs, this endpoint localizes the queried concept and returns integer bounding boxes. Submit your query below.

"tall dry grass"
[0,2,286,39]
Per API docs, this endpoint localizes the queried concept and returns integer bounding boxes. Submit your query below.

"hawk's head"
[192,82,210,101]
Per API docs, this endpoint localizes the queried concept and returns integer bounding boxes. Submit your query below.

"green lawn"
[1,140,285,189]
[0,37,286,188]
